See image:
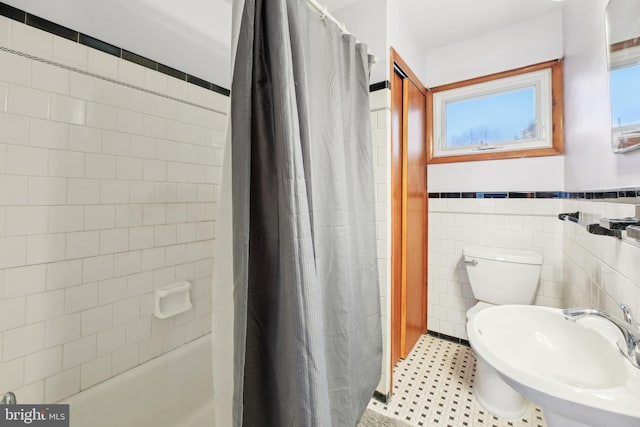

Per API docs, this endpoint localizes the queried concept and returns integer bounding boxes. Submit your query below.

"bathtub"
[63,334,214,427]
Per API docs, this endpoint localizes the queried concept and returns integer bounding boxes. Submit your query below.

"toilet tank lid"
[463,246,542,265]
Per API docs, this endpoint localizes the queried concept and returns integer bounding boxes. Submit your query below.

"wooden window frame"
[427,59,564,164]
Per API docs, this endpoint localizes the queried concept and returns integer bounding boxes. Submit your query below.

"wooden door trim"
[389,66,402,392]
[390,47,427,96]
[400,77,408,358]
[389,47,429,381]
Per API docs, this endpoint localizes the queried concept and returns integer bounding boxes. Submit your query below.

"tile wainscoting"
[427,196,565,340]
[0,14,227,402]
[563,200,640,319]
[428,193,640,341]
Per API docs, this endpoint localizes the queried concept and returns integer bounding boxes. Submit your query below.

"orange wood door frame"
[389,47,429,388]
[400,77,409,357]
[390,69,404,382]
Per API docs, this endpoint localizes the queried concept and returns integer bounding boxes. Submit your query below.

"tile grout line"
[0,46,225,115]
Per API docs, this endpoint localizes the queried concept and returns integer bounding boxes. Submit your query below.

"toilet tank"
[462,246,543,305]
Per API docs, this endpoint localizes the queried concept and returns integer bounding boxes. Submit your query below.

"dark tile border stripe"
[0,3,23,22]
[158,63,186,81]
[79,33,120,57]
[122,50,156,70]
[0,2,230,97]
[26,14,76,41]
[427,330,470,347]
[428,188,640,201]
[370,80,390,92]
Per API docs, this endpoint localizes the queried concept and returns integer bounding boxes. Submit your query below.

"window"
[427,60,564,163]
[609,42,640,152]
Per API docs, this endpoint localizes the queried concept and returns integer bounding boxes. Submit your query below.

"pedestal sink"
[467,305,640,427]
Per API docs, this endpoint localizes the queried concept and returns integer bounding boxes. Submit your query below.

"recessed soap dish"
[154,281,192,319]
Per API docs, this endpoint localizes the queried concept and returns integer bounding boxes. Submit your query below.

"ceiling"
[331,0,564,51]
[3,0,564,87]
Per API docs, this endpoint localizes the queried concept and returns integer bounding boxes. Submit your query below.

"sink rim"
[467,304,640,420]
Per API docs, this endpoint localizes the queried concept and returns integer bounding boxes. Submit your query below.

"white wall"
[332,0,388,84]
[2,0,232,88]
[386,1,426,83]
[0,16,225,403]
[424,11,565,192]
[562,0,640,190]
[422,11,563,88]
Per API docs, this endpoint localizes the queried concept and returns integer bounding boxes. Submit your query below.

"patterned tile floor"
[367,335,547,427]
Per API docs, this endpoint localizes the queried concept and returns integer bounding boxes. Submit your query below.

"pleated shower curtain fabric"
[231,0,382,425]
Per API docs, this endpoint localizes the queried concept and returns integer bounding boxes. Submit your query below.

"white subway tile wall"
[369,88,391,396]
[428,198,565,340]
[563,200,640,319]
[0,16,226,403]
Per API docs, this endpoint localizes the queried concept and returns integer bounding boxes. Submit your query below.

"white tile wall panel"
[0,15,223,403]
[28,177,67,205]
[4,265,46,298]
[30,119,69,149]
[0,112,29,145]
[111,343,139,375]
[26,290,65,324]
[3,322,45,361]
[102,81,133,110]
[44,367,79,403]
[6,206,48,236]
[0,17,10,47]
[0,358,24,394]
[80,354,111,389]
[87,49,118,79]
[13,381,44,405]
[6,84,48,119]
[31,61,69,95]
[0,297,25,331]
[101,130,131,156]
[24,346,62,384]
[46,260,82,291]
[65,283,98,314]
[139,334,163,363]
[11,21,52,60]
[99,228,129,255]
[48,150,85,178]
[96,325,125,357]
[44,314,81,348]
[563,200,640,319]
[52,37,87,71]
[118,60,145,88]
[0,50,31,86]
[97,277,127,306]
[66,231,99,260]
[81,305,113,336]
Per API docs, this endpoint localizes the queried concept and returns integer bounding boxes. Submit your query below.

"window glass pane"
[444,87,536,148]
[610,63,640,128]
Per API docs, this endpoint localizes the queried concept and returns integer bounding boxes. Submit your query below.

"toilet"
[463,245,543,419]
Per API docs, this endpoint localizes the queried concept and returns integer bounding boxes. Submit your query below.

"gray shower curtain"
[231,0,382,425]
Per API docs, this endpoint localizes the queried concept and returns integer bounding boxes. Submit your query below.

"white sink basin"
[468,305,640,427]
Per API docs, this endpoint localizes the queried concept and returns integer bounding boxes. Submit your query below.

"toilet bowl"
[463,246,542,419]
